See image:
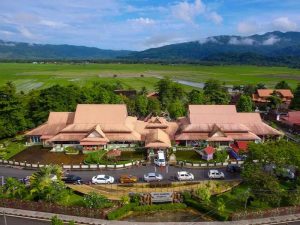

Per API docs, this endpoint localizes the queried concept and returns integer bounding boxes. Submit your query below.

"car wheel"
[107,181,111,184]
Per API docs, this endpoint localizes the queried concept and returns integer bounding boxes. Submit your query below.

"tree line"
[0,77,300,139]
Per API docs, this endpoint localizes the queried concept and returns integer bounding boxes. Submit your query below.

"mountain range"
[1,31,300,65]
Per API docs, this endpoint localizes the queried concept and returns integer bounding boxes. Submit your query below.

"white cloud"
[39,20,68,28]
[229,37,255,45]
[237,21,259,34]
[207,12,223,25]
[272,17,297,31]
[172,0,222,25]
[17,26,35,39]
[262,35,280,45]
[128,17,155,26]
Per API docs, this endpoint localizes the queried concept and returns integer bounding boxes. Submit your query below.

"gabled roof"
[281,111,300,125]
[257,89,294,98]
[73,104,127,124]
[26,112,74,136]
[145,129,171,148]
[145,116,168,129]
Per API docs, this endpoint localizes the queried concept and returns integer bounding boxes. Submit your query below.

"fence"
[0,159,144,170]
[176,160,247,168]
[0,198,107,219]
[230,205,300,221]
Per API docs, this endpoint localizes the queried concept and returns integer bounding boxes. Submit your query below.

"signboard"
[150,192,173,203]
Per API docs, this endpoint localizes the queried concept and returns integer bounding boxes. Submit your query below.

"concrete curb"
[1,207,300,225]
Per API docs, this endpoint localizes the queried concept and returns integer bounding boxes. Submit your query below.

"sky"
[0,0,300,50]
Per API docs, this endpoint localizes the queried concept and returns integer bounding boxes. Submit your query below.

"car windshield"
[158,159,165,162]
[104,175,110,179]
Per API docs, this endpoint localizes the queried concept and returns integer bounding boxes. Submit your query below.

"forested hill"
[0,40,133,60]
[124,31,300,66]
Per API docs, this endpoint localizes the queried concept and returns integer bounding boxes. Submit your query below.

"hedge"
[107,203,187,220]
[107,203,137,220]
[184,198,229,221]
[133,203,186,212]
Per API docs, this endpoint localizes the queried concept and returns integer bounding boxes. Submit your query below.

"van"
[154,151,166,166]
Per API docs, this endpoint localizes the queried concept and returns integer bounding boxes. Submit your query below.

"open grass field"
[1,63,300,91]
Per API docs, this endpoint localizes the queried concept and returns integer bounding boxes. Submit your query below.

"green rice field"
[1,63,300,92]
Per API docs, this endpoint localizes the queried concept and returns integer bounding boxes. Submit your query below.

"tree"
[291,83,300,110]
[135,95,149,117]
[30,165,67,202]
[0,82,27,138]
[188,90,205,104]
[275,80,291,90]
[242,84,256,96]
[147,98,161,116]
[2,177,27,199]
[256,83,266,90]
[236,95,253,112]
[267,93,282,110]
[167,99,186,119]
[203,79,230,104]
[139,86,148,95]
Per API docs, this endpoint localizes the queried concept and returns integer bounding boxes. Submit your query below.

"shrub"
[212,150,228,163]
[51,216,63,225]
[65,146,79,154]
[84,150,106,164]
[120,195,130,205]
[83,192,113,209]
[184,198,228,221]
[107,203,137,220]
[195,187,211,204]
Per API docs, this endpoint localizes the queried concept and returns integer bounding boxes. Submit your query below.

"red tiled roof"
[281,111,300,125]
[203,146,215,155]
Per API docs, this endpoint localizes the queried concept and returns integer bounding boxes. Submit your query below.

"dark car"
[62,175,82,184]
[226,164,241,173]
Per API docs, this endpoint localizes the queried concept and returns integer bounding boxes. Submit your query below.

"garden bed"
[11,145,86,164]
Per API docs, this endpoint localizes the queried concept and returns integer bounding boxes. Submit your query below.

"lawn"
[175,150,205,163]
[0,136,28,160]
[1,63,300,92]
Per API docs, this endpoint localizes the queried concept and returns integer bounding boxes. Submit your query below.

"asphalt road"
[1,215,300,225]
[0,164,240,183]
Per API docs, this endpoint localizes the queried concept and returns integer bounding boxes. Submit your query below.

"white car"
[208,170,225,179]
[144,172,163,182]
[92,175,114,184]
[177,171,194,181]
[154,151,166,167]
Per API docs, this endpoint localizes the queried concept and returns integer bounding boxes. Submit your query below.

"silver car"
[144,172,163,182]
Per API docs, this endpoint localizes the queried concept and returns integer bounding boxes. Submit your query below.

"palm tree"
[30,165,65,202]
[3,177,26,199]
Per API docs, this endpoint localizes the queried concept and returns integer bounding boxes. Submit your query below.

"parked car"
[62,174,82,184]
[154,150,166,167]
[275,168,295,180]
[144,172,163,182]
[208,170,225,179]
[92,175,114,184]
[119,174,138,183]
[177,171,194,181]
[226,164,241,173]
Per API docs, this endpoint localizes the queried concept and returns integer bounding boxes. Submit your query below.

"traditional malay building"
[175,105,282,148]
[252,89,294,109]
[26,104,282,154]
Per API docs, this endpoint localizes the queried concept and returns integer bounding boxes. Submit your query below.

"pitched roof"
[73,104,127,124]
[281,111,300,125]
[26,112,74,136]
[145,129,171,148]
[203,146,215,155]
[257,89,294,98]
